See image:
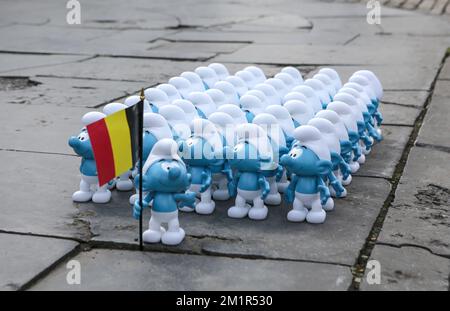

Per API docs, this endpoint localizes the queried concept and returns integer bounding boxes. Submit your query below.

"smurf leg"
[265,176,281,205]
[72,174,94,202]
[287,193,308,222]
[306,194,326,224]
[228,190,250,218]
[277,171,289,193]
[212,175,230,201]
[195,186,216,215]
[143,212,166,244]
[161,211,185,246]
[249,195,268,220]
[92,182,112,204]
[116,171,134,191]
[179,184,199,212]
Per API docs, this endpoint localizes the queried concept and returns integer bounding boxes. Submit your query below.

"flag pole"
[138,88,144,251]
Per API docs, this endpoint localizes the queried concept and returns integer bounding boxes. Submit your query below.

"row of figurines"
[68,64,383,245]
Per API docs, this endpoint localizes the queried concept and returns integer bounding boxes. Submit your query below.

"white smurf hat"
[244,66,266,84]
[338,87,369,113]
[327,101,358,133]
[236,70,257,89]
[284,99,314,126]
[283,91,307,105]
[353,70,383,99]
[190,118,223,155]
[253,113,287,159]
[308,117,340,154]
[333,93,364,123]
[349,74,377,102]
[206,89,227,108]
[180,71,205,92]
[82,111,106,127]
[209,63,230,80]
[314,73,336,97]
[159,104,191,140]
[245,90,269,108]
[208,112,236,147]
[172,99,200,121]
[195,66,219,89]
[265,105,295,137]
[169,76,192,99]
[218,104,248,125]
[281,66,303,85]
[275,72,296,91]
[225,75,248,97]
[304,78,330,105]
[142,138,183,174]
[291,85,322,113]
[143,113,173,140]
[265,78,289,98]
[157,83,182,102]
[343,82,372,108]
[144,88,169,108]
[293,125,331,162]
[188,92,216,118]
[240,94,264,116]
[235,123,274,170]
[213,81,240,106]
[319,68,342,91]
[315,109,349,141]
[102,102,126,115]
[254,83,281,106]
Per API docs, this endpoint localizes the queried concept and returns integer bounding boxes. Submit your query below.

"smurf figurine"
[68,111,112,204]
[280,125,333,224]
[179,118,227,215]
[227,123,272,220]
[133,138,195,245]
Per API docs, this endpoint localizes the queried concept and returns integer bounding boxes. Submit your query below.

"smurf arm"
[366,121,382,142]
[317,177,331,206]
[374,110,383,126]
[228,171,240,197]
[275,164,284,182]
[133,192,153,220]
[258,173,270,200]
[221,161,233,182]
[338,156,352,180]
[200,167,212,192]
[327,171,345,197]
[285,175,298,203]
[174,191,196,208]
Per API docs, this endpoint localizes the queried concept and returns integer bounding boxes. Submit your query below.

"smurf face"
[180,136,224,166]
[141,159,190,193]
[281,146,327,176]
[143,130,158,161]
[68,129,94,159]
[229,141,266,172]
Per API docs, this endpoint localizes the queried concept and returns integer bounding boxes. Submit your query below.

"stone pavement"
[0,0,449,291]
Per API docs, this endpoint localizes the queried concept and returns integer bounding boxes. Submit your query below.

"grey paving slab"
[0,233,78,291]
[0,150,90,240]
[355,125,413,179]
[213,43,445,66]
[0,76,144,107]
[163,29,358,45]
[218,14,312,31]
[360,245,450,291]
[31,249,352,290]
[382,90,429,108]
[0,54,90,74]
[378,147,450,256]
[311,64,441,91]
[416,90,450,149]
[0,103,91,154]
[374,15,450,36]
[379,103,420,126]
[438,58,450,80]
[9,57,204,84]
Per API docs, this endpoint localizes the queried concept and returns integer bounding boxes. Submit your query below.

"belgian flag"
[87,100,143,186]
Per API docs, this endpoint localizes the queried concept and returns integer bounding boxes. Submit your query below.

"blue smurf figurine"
[68,112,112,204]
[227,123,272,220]
[179,118,227,215]
[133,138,195,246]
[281,125,333,224]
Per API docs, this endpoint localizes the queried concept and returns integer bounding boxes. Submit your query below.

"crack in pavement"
[376,241,450,260]
[415,142,450,154]
[348,48,450,291]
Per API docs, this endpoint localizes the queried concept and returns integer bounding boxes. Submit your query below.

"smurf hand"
[318,185,330,205]
[222,167,233,182]
[227,181,237,197]
[200,170,212,192]
[133,201,143,220]
[275,164,284,182]
[258,176,270,200]
[331,180,345,197]
[183,191,196,208]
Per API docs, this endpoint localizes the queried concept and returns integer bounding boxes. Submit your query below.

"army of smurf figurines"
[68,63,383,245]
